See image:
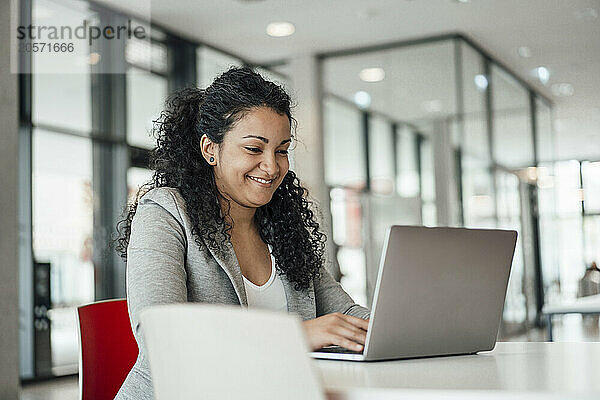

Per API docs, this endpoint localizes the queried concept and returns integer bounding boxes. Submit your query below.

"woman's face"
[203,106,292,209]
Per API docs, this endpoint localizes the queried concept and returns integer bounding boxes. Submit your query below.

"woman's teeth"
[248,176,273,184]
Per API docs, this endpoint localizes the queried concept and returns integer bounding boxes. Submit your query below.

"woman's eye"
[245,147,287,155]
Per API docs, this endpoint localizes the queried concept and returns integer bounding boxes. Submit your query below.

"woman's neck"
[218,195,257,236]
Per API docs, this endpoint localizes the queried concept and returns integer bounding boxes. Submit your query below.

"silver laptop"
[310,225,517,361]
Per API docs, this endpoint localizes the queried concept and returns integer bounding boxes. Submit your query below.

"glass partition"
[125,35,169,75]
[535,98,554,164]
[322,40,456,123]
[31,0,93,133]
[321,36,552,331]
[396,124,420,198]
[32,71,92,134]
[537,161,560,304]
[535,98,560,303]
[23,0,298,381]
[24,0,174,378]
[126,67,168,149]
[491,65,534,169]
[368,115,395,194]
[197,46,242,88]
[127,167,154,202]
[419,137,437,226]
[322,40,455,301]
[460,43,496,228]
[582,161,600,278]
[323,96,367,189]
[555,161,585,297]
[462,155,496,228]
[32,129,94,375]
[582,161,600,213]
[330,188,367,305]
[495,170,526,325]
[461,43,489,159]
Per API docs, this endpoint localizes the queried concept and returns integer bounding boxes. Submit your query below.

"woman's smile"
[246,174,276,188]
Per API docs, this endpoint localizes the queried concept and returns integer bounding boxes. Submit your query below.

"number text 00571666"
[19,42,75,53]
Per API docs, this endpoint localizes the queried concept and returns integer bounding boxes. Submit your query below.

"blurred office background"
[8,0,600,382]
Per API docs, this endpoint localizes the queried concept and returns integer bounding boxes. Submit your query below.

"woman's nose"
[259,153,278,176]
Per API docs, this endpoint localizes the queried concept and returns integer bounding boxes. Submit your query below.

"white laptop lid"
[140,304,325,400]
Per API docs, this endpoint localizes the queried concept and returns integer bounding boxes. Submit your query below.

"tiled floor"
[20,316,599,399]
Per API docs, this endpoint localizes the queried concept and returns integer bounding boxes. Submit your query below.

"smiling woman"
[113,67,370,400]
[202,107,292,209]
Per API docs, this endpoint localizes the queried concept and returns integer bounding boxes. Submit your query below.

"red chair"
[77,299,139,400]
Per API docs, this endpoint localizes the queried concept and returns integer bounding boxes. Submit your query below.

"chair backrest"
[140,304,325,400]
[77,299,138,400]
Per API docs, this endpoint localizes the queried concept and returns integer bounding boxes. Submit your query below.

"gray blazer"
[115,187,370,400]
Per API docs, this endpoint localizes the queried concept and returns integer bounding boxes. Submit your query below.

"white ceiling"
[98,0,600,161]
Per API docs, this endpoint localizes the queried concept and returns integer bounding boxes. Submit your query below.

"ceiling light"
[533,66,550,85]
[551,83,575,97]
[88,52,101,65]
[474,74,488,90]
[454,0,470,3]
[266,22,295,37]
[353,91,371,109]
[359,67,385,82]
[517,46,532,58]
[526,167,538,181]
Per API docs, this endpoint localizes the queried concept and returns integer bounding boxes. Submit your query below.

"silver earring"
[209,157,214,163]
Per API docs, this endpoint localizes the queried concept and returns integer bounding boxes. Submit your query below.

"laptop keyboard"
[316,345,363,355]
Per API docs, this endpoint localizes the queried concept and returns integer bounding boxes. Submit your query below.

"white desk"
[542,294,600,341]
[316,342,600,399]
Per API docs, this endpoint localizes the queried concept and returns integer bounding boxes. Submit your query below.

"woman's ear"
[200,134,217,165]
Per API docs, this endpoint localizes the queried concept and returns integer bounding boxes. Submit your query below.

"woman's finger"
[335,320,367,342]
[331,334,364,352]
[339,314,369,331]
[326,319,367,345]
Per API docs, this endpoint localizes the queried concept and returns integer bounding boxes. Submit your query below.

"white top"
[242,244,288,312]
[315,342,600,399]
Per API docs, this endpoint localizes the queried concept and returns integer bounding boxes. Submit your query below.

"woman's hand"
[302,312,369,352]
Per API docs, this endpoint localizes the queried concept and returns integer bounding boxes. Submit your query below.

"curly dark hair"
[115,66,326,291]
